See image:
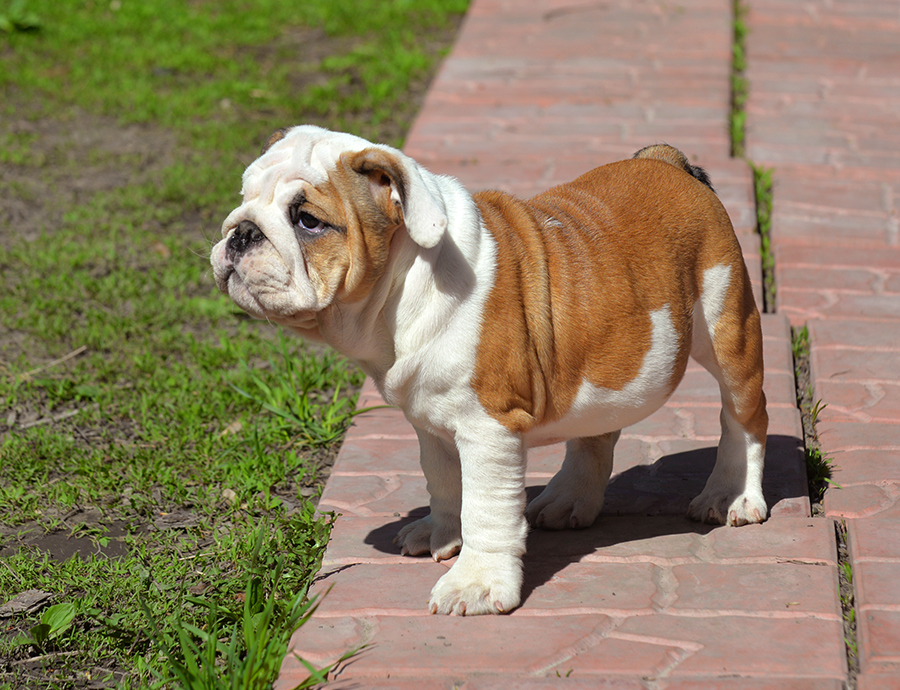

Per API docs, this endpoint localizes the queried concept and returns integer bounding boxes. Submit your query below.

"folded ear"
[345,147,448,249]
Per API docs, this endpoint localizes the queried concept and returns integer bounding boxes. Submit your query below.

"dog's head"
[211,125,448,331]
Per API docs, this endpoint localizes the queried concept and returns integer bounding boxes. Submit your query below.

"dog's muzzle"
[225,219,266,261]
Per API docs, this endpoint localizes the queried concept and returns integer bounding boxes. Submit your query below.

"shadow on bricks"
[357,433,807,607]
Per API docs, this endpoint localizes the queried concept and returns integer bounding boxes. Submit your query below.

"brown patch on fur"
[306,148,406,305]
[710,257,768,442]
[472,158,758,434]
[261,128,291,156]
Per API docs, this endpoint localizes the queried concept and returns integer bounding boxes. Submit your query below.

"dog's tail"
[633,144,714,192]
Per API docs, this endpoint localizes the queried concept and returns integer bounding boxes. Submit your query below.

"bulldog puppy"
[211,126,768,616]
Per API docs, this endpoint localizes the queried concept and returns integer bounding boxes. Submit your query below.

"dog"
[211,126,768,616]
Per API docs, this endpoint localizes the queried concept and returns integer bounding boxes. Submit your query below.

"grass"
[752,164,776,313]
[730,0,749,158]
[0,0,466,687]
[0,0,39,33]
[790,326,838,509]
[0,0,463,148]
[728,0,776,315]
[835,520,860,679]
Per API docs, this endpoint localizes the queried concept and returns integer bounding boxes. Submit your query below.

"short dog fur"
[211,126,768,616]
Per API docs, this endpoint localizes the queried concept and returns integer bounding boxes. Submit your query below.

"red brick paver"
[276,0,900,687]
[746,0,900,686]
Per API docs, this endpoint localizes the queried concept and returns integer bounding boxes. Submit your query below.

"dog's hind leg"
[525,430,620,530]
[687,263,768,526]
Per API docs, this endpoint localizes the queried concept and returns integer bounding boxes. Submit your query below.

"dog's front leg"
[394,428,463,561]
[428,423,527,615]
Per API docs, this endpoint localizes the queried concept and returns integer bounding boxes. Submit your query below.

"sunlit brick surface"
[277,0,900,685]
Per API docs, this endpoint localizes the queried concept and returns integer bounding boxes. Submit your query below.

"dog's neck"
[317,180,492,409]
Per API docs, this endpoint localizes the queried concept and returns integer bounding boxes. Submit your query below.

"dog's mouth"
[211,232,322,331]
[219,263,267,318]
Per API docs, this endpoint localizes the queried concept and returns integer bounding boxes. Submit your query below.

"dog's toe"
[525,488,602,531]
[395,514,462,560]
[689,489,767,526]
[395,518,432,556]
[428,548,522,616]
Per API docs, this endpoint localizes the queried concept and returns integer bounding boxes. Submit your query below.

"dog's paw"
[688,489,767,526]
[428,548,522,616]
[393,515,461,561]
[525,484,603,530]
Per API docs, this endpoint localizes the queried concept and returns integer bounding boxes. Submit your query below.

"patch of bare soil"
[0,100,178,245]
[0,98,179,373]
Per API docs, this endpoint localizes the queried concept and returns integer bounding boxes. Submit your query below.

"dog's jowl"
[211,126,768,616]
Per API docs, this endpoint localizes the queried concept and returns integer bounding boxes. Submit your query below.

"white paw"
[688,489,767,526]
[428,548,522,615]
[394,514,461,561]
[525,484,603,530]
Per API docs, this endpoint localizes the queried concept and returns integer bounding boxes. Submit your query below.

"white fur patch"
[699,264,732,339]
[240,126,375,200]
[690,263,735,401]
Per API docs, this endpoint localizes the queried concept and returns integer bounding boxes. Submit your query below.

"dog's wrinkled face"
[211,125,446,331]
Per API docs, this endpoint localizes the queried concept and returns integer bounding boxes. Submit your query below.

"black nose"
[226,219,265,258]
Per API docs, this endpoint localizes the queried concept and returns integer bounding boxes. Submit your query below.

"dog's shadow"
[363,434,805,606]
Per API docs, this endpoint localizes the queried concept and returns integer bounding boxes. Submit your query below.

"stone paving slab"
[405,0,737,192]
[847,518,900,680]
[745,0,900,686]
[282,514,845,686]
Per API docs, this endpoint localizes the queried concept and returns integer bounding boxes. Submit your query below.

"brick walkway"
[745,1,900,687]
[276,1,900,687]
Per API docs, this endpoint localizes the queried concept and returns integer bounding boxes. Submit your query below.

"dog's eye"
[290,205,327,234]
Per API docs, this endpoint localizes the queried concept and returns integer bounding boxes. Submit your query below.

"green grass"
[730,0,749,158]
[729,0,777,316]
[835,520,860,674]
[0,0,466,686]
[752,163,776,313]
[790,326,838,506]
[0,0,40,33]
[0,0,464,149]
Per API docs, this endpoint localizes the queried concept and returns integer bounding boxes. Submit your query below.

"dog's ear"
[260,127,291,156]
[346,148,447,249]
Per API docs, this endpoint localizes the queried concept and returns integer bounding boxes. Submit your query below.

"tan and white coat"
[211,126,768,616]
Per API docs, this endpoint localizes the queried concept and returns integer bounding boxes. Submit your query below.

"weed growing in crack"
[836,520,860,680]
[729,1,777,315]
[791,325,838,510]
[752,164,776,313]
[806,447,838,501]
[730,0,749,157]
